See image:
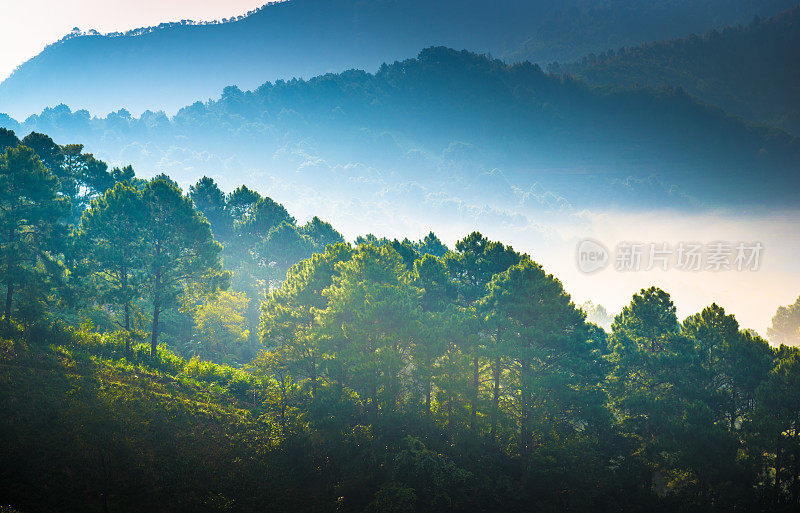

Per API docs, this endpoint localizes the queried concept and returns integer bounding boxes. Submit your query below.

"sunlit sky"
[0,0,268,82]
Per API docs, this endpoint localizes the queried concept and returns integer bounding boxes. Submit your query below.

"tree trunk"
[308,311,317,401]
[520,357,533,458]
[447,392,454,435]
[280,383,287,436]
[425,377,432,419]
[150,269,161,357]
[4,282,12,329]
[150,303,160,357]
[371,381,379,424]
[776,443,782,501]
[471,355,480,431]
[490,355,501,439]
[310,354,317,400]
[729,387,738,431]
[123,301,131,356]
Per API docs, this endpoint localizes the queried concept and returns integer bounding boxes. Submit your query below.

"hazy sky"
[0,0,268,82]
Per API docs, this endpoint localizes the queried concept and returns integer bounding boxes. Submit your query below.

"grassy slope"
[0,336,286,513]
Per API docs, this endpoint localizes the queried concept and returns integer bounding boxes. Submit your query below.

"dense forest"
[3,48,798,212]
[557,8,800,134]
[2,128,800,513]
[2,0,794,117]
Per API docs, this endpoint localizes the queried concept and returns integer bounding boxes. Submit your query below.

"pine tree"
[0,145,69,328]
[75,182,148,354]
[142,178,228,356]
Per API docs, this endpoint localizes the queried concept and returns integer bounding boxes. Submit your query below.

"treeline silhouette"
[1,129,799,512]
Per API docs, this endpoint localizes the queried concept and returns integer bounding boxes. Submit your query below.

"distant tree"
[445,232,520,305]
[355,233,383,247]
[142,178,228,356]
[581,300,614,330]
[237,196,294,239]
[251,344,298,436]
[411,255,456,416]
[67,149,114,209]
[225,185,261,223]
[300,216,345,252]
[20,132,61,173]
[189,176,231,241]
[0,128,19,152]
[416,231,448,258]
[682,304,774,429]
[110,165,136,184]
[608,287,703,494]
[390,238,420,269]
[0,146,70,328]
[444,232,520,428]
[412,254,456,313]
[260,243,354,398]
[767,297,800,346]
[257,221,313,272]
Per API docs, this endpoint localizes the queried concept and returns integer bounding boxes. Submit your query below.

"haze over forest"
[1,2,799,512]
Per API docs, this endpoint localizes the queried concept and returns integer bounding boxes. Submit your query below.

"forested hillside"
[2,129,800,512]
[0,0,795,117]
[558,8,800,134]
[3,48,798,212]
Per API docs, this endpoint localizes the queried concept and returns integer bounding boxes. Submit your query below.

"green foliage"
[0,145,70,328]
[235,195,294,247]
[192,290,252,363]
[190,176,232,241]
[142,177,229,355]
[300,216,345,253]
[75,181,148,349]
[2,131,799,512]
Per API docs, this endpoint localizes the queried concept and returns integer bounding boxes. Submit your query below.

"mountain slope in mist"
[0,0,795,118]
[558,7,800,134]
[3,48,797,214]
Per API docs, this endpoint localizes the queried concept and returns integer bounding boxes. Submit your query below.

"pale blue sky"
[0,0,269,81]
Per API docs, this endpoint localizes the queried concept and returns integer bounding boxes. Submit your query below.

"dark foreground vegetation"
[1,129,800,512]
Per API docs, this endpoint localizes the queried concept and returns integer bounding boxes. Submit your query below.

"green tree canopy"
[142,178,229,355]
[0,145,70,328]
[300,216,345,252]
[75,182,148,353]
[189,176,231,241]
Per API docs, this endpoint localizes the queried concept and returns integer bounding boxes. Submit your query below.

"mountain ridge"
[2,47,796,213]
[1,0,795,118]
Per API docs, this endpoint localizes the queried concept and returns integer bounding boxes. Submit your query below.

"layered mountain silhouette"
[0,0,795,118]
[558,7,800,134]
[3,48,797,211]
